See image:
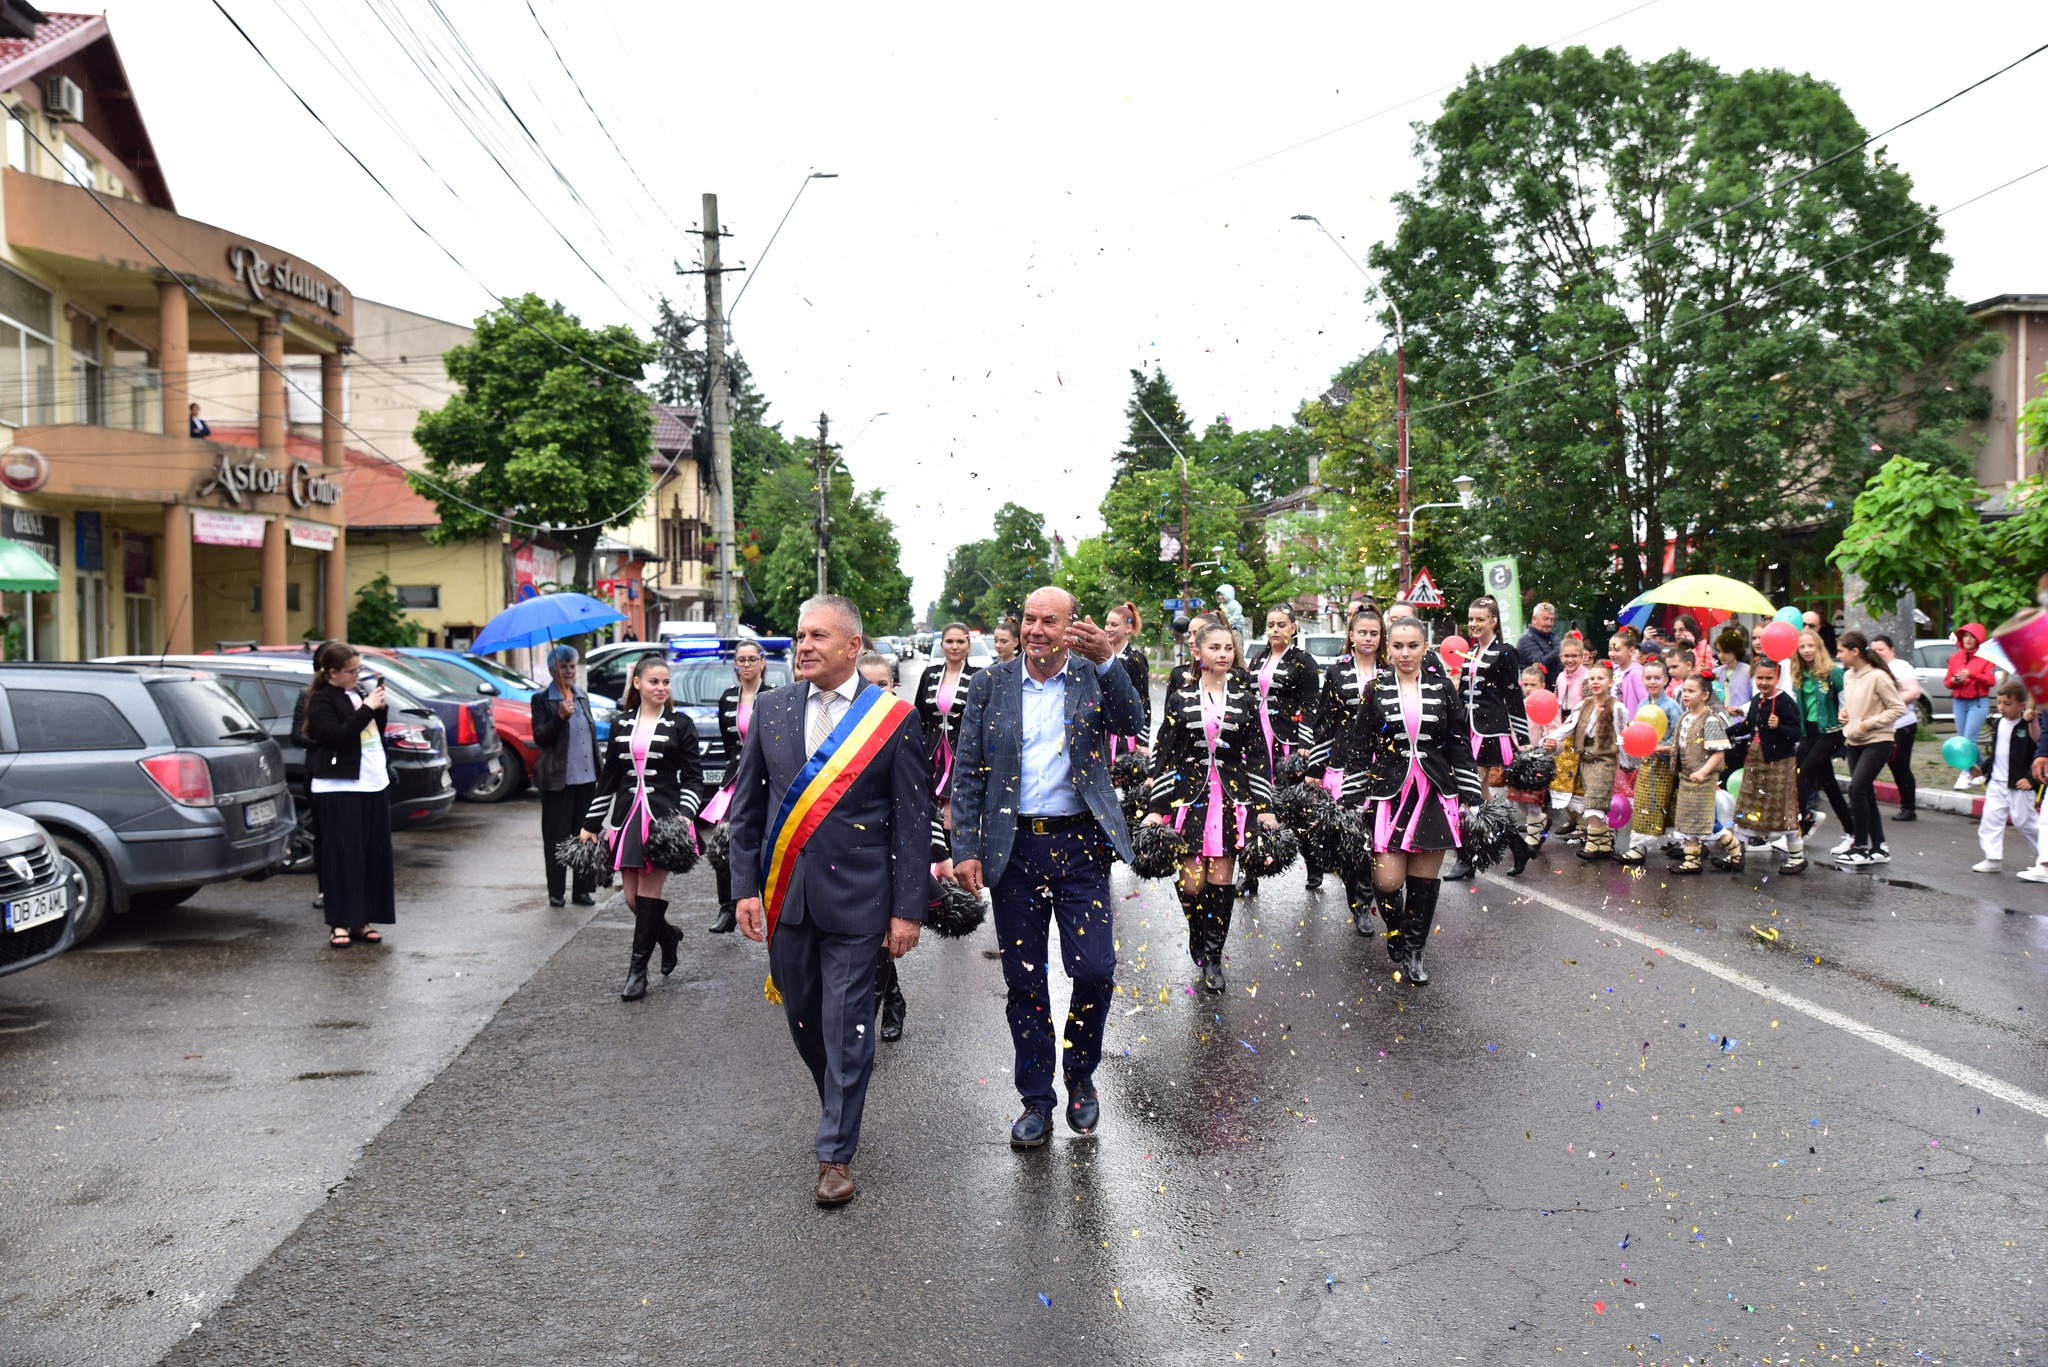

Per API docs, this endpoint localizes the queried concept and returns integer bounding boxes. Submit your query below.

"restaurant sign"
[228,244,345,316]
[196,451,340,509]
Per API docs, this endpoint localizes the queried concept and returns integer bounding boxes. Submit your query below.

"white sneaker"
[1768,836,1788,852]
[1838,849,1873,867]
[1971,859,2002,874]
[1832,836,1855,856]
[1869,845,1891,864]
[2019,865,2048,885]
[1968,774,1987,788]
[1954,774,1974,790]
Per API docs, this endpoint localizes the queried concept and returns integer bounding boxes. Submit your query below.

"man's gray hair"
[798,593,864,637]
[547,643,580,670]
[1533,601,1556,617]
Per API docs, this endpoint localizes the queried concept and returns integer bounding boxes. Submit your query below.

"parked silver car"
[0,807,75,977]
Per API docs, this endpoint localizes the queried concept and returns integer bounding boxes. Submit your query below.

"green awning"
[0,536,58,592]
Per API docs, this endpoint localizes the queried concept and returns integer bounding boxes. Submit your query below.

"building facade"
[1966,295,2048,493]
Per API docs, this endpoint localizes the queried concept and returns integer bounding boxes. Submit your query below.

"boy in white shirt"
[1972,682,2040,878]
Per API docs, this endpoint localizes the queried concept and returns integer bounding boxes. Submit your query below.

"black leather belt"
[1021,812,1093,836]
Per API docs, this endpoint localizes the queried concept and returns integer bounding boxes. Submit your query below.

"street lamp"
[1405,471,1476,538]
[1291,213,1414,594]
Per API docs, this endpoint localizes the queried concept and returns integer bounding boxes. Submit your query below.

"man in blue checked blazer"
[951,586,1143,1150]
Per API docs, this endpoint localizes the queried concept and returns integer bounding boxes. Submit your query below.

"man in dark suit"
[728,595,930,1206]
[953,586,1143,1149]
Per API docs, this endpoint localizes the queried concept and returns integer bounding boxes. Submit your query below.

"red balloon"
[1439,634,1470,664]
[1758,620,1799,663]
[1621,722,1658,759]
[1525,688,1560,728]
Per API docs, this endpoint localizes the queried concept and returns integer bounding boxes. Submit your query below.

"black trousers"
[1887,726,1918,812]
[1797,730,1851,826]
[540,781,598,899]
[1845,741,1891,852]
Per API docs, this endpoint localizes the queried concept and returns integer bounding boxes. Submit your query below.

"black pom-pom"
[1250,822,1300,876]
[1110,751,1150,792]
[1325,805,1374,876]
[642,814,701,873]
[704,824,731,876]
[1502,753,1556,794]
[554,835,611,881]
[1129,821,1190,879]
[1120,790,1145,838]
[1274,752,1312,788]
[925,881,987,938]
[1272,781,1335,838]
[1459,795,1519,873]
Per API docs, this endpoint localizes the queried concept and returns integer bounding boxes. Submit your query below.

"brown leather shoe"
[815,1161,855,1207]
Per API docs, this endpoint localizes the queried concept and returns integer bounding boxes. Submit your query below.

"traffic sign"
[1404,569,1444,608]
[1161,597,1207,611]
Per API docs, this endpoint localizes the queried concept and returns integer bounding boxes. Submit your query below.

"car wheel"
[462,749,525,804]
[1915,697,1934,730]
[281,821,317,874]
[128,886,201,913]
[50,833,110,944]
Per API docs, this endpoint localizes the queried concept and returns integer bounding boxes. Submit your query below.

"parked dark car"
[394,648,616,804]
[0,807,77,977]
[585,639,795,790]
[0,664,294,941]
[206,645,504,796]
[100,656,457,861]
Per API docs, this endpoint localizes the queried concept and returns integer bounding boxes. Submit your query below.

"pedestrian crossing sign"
[1404,569,1444,607]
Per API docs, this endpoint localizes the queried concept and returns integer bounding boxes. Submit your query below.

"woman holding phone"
[302,641,397,948]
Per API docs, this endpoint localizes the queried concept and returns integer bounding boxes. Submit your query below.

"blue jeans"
[1952,696,1991,771]
[989,825,1117,1113]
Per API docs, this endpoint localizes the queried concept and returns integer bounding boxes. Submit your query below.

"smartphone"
[358,668,379,698]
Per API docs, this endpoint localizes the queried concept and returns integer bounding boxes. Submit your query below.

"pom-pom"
[1249,822,1300,876]
[703,824,731,876]
[1458,795,1519,872]
[925,880,987,938]
[642,814,701,873]
[1501,752,1556,794]
[1272,781,1335,838]
[1324,805,1374,876]
[554,835,611,881]
[1129,821,1190,879]
[1273,752,1312,788]
[1110,751,1150,792]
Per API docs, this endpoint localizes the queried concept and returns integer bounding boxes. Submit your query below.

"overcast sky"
[100,1,2047,610]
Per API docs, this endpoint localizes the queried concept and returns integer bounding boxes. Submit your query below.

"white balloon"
[1713,789,1734,831]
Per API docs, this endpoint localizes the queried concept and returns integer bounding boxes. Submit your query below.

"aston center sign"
[196,450,341,510]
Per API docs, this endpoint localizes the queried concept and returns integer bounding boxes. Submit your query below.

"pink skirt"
[1372,762,1462,853]
[699,784,734,825]
[1173,767,1249,858]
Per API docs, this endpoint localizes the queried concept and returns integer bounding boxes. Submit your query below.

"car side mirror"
[477,682,499,696]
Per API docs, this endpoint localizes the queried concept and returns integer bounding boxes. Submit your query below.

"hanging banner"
[287,520,336,552]
[192,510,266,548]
[1481,556,1523,643]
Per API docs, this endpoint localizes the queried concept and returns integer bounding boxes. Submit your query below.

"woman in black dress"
[913,622,979,813]
[580,655,704,1002]
[1245,604,1322,891]
[1341,617,1483,986]
[302,641,397,949]
[1314,606,1386,932]
[1143,621,1280,993]
[703,641,773,933]
[1104,601,1151,757]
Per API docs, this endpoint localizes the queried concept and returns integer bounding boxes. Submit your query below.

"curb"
[1871,780,1982,818]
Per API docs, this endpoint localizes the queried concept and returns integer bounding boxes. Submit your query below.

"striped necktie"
[809,689,840,755]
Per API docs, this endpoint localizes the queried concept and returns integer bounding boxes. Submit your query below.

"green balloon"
[1725,767,1743,799]
[1941,734,1979,771]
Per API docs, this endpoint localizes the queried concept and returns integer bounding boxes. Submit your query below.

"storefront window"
[124,596,155,655]
[1,591,59,661]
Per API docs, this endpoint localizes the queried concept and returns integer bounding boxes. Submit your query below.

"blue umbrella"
[469,591,624,655]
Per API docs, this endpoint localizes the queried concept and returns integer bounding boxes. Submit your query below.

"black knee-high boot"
[1198,882,1233,993]
[641,897,679,976]
[709,859,736,933]
[1402,876,1441,985]
[1304,848,1325,891]
[1374,884,1406,963]
[1342,871,1374,936]
[1178,883,1205,968]
[622,897,657,1001]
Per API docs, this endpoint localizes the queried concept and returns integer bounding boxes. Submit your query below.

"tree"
[1096,463,1245,623]
[412,295,653,589]
[741,448,913,635]
[1112,366,1194,478]
[347,574,421,648]
[648,294,768,424]
[1832,456,2045,626]
[936,502,1054,627]
[1369,45,1998,609]
[1189,419,1319,506]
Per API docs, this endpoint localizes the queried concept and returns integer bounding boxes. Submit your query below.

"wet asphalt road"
[5,794,2046,1366]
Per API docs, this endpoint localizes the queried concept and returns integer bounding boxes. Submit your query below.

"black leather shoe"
[1065,1077,1100,1135]
[1200,958,1226,993]
[1405,948,1430,985]
[1440,858,1473,882]
[708,902,737,933]
[1895,809,1916,822]
[1304,871,1324,891]
[1506,834,1531,878]
[572,892,596,906]
[880,991,906,1041]
[621,953,650,1002]
[1352,904,1374,937]
[657,924,681,977]
[1010,1105,1052,1149]
[547,895,566,908]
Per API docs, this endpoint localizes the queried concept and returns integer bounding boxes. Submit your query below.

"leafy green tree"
[347,574,421,648]
[1053,535,1113,615]
[1368,45,1998,607]
[412,294,652,589]
[1830,457,2044,625]
[741,446,912,635]
[1189,419,1319,506]
[1113,366,1194,478]
[648,294,769,424]
[1097,463,1245,623]
[936,502,1054,627]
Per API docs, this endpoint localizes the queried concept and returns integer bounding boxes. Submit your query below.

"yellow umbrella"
[1621,574,1776,619]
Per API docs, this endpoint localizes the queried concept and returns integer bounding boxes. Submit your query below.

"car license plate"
[6,886,64,932]
[703,768,725,786]
[245,798,277,828]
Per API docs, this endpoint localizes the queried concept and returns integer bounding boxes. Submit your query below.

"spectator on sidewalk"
[1516,602,1561,682]
[531,644,602,908]
[1945,623,1997,791]
[1869,635,1922,822]
[1970,681,2042,882]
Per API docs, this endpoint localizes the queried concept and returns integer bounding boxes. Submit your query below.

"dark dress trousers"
[726,681,930,1163]
[531,685,603,899]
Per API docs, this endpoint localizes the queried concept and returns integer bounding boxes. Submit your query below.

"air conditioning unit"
[45,75,83,124]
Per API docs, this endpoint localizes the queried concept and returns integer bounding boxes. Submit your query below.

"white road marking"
[1481,872,2048,1120]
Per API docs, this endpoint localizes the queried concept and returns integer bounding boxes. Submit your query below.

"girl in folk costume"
[1567,661,1637,861]
[703,640,773,935]
[1665,674,1734,875]
[1618,654,1684,864]
[1314,606,1387,929]
[914,622,981,812]
[580,655,704,1002]
[1720,657,1806,875]
[1104,602,1151,758]
[1551,632,1590,718]
[1246,604,1321,891]
[1144,621,1280,994]
[1339,618,1484,986]
[1447,595,1530,880]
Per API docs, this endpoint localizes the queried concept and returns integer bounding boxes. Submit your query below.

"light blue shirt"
[1018,658,1114,816]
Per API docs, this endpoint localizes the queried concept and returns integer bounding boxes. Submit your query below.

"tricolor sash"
[759,683,915,941]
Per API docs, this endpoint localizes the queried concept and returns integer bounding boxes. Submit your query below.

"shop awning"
[0,536,58,591]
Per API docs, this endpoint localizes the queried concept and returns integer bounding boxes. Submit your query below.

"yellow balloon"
[1635,703,1669,739]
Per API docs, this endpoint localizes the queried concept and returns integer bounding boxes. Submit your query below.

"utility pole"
[701,193,737,637]
[813,411,831,595]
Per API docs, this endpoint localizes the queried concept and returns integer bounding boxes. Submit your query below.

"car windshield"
[362,655,466,700]
[149,678,267,745]
[394,654,496,695]
[1302,634,1343,658]
[460,654,539,689]
[667,659,795,706]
